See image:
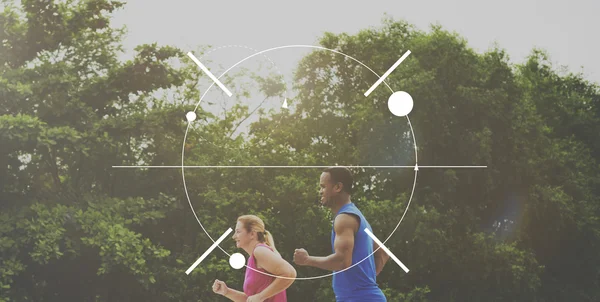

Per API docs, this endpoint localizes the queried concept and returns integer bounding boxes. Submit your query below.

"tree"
[2,2,599,300]
[1,0,188,300]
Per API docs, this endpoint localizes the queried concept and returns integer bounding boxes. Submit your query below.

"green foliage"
[1,2,599,301]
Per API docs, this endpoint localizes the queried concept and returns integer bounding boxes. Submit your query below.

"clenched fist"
[212,279,229,296]
[293,248,310,266]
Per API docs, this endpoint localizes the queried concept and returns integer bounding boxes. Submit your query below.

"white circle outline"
[196,44,290,104]
[182,45,418,280]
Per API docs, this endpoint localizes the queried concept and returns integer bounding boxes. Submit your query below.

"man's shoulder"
[334,212,360,233]
[337,203,365,220]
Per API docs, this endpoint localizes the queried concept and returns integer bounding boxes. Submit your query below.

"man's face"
[319,172,341,207]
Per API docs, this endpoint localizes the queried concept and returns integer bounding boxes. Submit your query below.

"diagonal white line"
[187,52,233,97]
[364,228,409,273]
[185,228,233,275]
[364,50,411,97]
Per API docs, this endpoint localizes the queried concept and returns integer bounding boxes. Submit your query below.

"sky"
[107,0,599,139]
[110,0,599,84]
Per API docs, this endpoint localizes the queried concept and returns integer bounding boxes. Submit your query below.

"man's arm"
[304,214,358,271]
[373,240,390,276]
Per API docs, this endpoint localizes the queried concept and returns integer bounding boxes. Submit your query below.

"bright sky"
[111,0,599,84]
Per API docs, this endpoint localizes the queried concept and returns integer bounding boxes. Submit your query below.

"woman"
[212,215,296,302]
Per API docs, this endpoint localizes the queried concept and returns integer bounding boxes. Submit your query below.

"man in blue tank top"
[293,167,390,301]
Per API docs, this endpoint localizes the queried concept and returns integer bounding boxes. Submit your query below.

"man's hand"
[246,294,265,302]
[292,214,358,271]
[293,248,310,266]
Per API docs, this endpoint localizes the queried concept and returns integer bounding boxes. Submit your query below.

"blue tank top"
[331,202,386,301]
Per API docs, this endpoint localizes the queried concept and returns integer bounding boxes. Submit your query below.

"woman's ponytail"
[237,215,280,255]
[264,230,278,254]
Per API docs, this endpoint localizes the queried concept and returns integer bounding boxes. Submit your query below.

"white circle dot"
[388,91,414,117]
[186,111,197,122]
[229,253,245,269]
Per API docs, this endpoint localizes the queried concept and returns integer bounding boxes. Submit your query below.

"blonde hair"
[237,215,278,253]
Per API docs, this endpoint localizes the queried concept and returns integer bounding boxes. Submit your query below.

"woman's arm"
[213,279,247,302]
[223,288,248,302]
[250,246,297,300]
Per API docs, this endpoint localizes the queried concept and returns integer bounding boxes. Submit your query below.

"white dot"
[186,111,197,122]
[388,91,414,117]
[229,253,245,269]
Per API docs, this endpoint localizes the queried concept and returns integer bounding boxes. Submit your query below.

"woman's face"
[232,221,254,249]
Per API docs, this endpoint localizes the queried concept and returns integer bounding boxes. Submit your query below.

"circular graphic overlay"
[182,44,418,280]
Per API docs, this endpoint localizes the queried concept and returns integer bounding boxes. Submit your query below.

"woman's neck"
[243,240,261,256]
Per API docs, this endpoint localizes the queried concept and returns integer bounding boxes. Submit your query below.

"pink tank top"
[243,243,287,302]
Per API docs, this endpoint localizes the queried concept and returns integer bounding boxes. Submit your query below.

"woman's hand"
[212,279,229,296]
[246,294,265,302]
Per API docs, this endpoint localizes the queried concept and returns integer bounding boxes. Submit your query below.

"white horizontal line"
[364,228,409,273]
[112,165,487,169]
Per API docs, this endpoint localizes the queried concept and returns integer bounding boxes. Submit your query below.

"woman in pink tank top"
[212,215,296,302]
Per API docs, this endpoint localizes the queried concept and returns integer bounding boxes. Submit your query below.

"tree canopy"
[1,1,599,301]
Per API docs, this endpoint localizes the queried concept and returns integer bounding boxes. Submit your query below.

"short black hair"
[323,167,353,194]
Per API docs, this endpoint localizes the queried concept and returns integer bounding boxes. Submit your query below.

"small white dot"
[388,91,414,117]
[186,111,197,122]
[229,253,245,269]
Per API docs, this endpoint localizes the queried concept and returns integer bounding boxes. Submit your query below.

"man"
[293,167,390,301]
